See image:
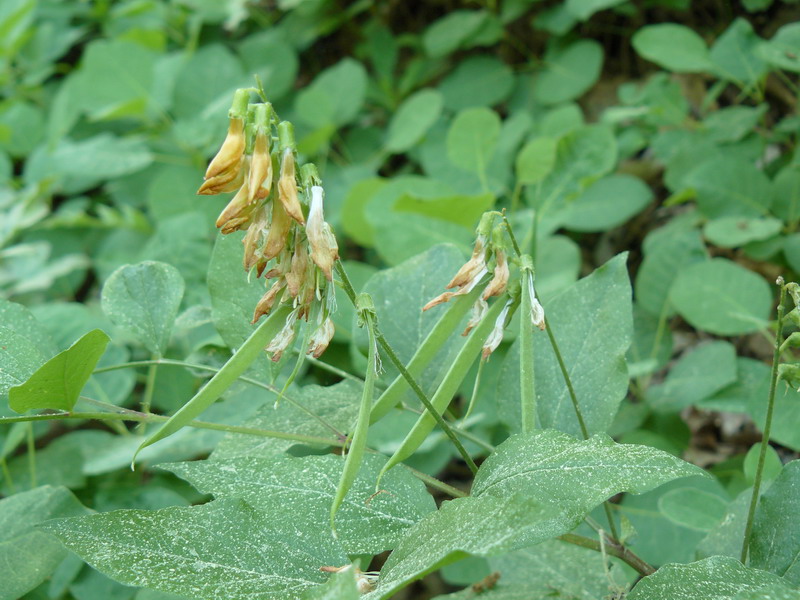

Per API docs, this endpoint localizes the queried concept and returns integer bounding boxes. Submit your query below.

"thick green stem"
[26,423,36,489]
[741,282,787,564]
[520,267,537,432]
[334,261,478,475]
[559,533,655,577]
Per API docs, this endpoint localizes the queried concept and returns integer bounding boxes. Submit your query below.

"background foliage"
[3,0,800,598]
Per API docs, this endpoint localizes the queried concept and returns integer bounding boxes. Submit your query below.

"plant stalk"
[741,281,787,563]
[559,533,655,577]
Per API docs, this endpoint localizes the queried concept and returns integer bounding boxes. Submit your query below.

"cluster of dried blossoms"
[199,89,338,361]
[423,212,545,359]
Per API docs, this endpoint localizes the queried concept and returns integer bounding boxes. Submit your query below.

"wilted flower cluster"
[423,212,545,359]
[199,89,339,361]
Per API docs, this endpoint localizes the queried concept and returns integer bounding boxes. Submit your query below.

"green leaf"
[757,23,800,73]
[212,380,362,460]
[237,32,298,101]
[385,89,443,153]
[710,18,769,86]
[743,442,782,484]
[9,329,109,413]
[393,192,494,229]
[704,217,783,248]
[565,0,626,19]
[627,555,795,599]
[669,259,772,335]
[43,499,348,600]
[439,56,513,110]
[497,254,632,436]
[101,261,185,357]
[0,299,57,404]
[533,40,603,105]
[0,486,89,600]
[473,429,704,520]
[635,225,707,318]
[647,342,738,412]
[562,174,653,232]
[366,494,562,599]
[171,44,246,120]
[295,59,368,127]
[658,488,728,532]
[685,157,773,218]
[751,460,800,584]
[704,105,769,143]
[633,24,714,72]
[166,454,435,555]
[302,568,360,600]
[772,166,800,225]
[515,137,557,185]
[446,107,501,174]
[422,10,489,57]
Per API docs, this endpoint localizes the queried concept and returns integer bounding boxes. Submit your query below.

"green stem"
[741,281,787,564]
[544,315,618,540]
[0,457,14,493]
[26,423,36,489]
[334,261,478,475]
[559,533,655,577]
[520,268,537,433]
[404,465,468,498]
[94,357,343,438]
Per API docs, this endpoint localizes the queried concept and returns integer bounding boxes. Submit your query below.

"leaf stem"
[26,423,36,489]
[334,261,479,475]
[559,533,655,577]
[741,280,787,563]
[520,269,537,432]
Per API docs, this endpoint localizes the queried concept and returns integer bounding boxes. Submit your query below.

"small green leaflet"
[9,328,109,413]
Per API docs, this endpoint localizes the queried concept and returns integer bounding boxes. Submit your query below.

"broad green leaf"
[627,556,794,599]
[772,166,800,225]
[422,10,489,57]
[497,254,632,436]
[385,89,443,153]
[565,0,625,19]
[393,192,494,229]
[633,24,714,72]
[371,213,472,267]
[704,105,768,143]
[698,490,751,560]
[533,40,603,105]
[647,342,738,412]
[743,442,782,484]
[669,259,772,335]
[685,157,773,218]
[101,261,185,357]
[43,499,348,600]
[207,232,271,349]
[562,174,653,232]
[734,589,800,600]
[341,178,386,247]
[515,137,557,185]
[295,59,368,127]
[9,329,109,413]
[166,453,435,555]
[710,18,769,86]
[704,217,783,248]
[0,299,56,404]
[237,32,298,101]
[364,494,563,600]
[0,486,89,600]
[439,56,513,110]
[635,225,707,318]
[446,107,501,174]
[658,488,728,532]
[472,429,704,522]
[751,460,800,584]
[302,568,360,600]
[212,380,362,460]
[172,44,246,120]
[0,100,44,157]
[757,23,800,73]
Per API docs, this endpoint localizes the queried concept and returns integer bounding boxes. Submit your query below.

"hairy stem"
[741,281,787,563]
[559,533,655,577]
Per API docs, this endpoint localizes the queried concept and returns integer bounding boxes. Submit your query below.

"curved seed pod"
[204,117,245,180]
[262,192,292,261]
[278,149,305,224]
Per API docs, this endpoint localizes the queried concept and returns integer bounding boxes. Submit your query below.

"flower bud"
[527,276,546,331]
[262,192,292,261]
[252,279,286,323]
[482,249,509,300]
[247,129,273,202]
[278,149,305,224]
[204,117,246,180]
[482,300,512,360]
[306,186,339,280]
[307,316,335,358]
[265,310,298,361]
